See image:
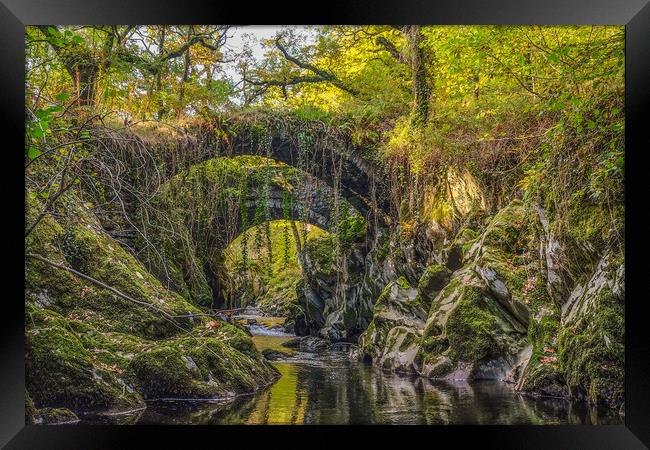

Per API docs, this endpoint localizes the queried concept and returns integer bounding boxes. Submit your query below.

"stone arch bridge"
[98,116,394,308]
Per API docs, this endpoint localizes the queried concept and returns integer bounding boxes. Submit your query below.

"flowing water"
[80,314,623,425]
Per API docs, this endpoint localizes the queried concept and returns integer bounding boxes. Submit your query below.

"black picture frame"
[2,1,648,447]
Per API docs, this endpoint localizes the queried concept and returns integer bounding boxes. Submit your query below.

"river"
[79,313,623,425]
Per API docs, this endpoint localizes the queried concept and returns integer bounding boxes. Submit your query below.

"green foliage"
[225,220,327,313]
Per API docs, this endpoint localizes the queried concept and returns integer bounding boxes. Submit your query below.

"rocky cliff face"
[295,194,624,410]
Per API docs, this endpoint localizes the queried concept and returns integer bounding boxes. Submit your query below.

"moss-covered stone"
[481,199,530,252]
[558,286,624,407]
[338,215,367,247]
[129,336,278,399]
[445,287,505,363]
[25,191,280,414]
[396,276,410,289]
[417,264,451,304]
[358,279,426,363]
[25,307,143,411]
[303,234,336,275]
[34,407,79,425]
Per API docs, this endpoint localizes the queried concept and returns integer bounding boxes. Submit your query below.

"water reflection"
[81,350,622,425]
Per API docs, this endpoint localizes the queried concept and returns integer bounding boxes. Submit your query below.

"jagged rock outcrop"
[289,223,384,341]
[357,198,624,409]
[359,277,427,372]
[556,250,624,407]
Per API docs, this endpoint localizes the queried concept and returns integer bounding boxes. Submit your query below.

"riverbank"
[77,311,623,425]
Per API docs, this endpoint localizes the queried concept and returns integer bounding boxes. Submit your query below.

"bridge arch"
[147,117,392,226]
[142,154,368,309]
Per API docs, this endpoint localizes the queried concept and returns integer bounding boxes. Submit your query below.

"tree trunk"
[177,33,192,119]
[37,26,102,108]
[404,26,431,126]
[155,26,167,120]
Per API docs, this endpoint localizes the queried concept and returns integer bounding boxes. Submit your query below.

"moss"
[417,264,450,302]
[447,227,480,267]
[25,390,36,424]
[129,335,278,400]
[218,322,260,358]
[26,190,281,413]
[445,286,504,363]
[129,346,205,399]
[528,315,560,361]
[422,320,442,339]
[26,204,203,340]
[303,234,336,274]
[35,407,79,425]
[481,199,529,252]
[421,335,450,354]
[519,363,565,398]
[374,282,394,308]
[25,308,142,411]
[520,302,564,398]
[565,195,619,255]
[337,215,367,247]
[396,327,418,352]
[457,227,479,246]
[373,234,391,262]
[426,276,461,318]
[396,276,410,289]
[558,287,624,408]
[425,357,455,377]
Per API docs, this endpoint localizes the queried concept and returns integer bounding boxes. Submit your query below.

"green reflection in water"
[79,335,624,425]
[245,363,306,424]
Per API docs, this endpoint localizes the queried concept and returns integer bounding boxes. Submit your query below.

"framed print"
[1,0,649,447]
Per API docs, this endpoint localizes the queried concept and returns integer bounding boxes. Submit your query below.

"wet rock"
[556,251,624,408]
[281,336,331,353]
[359,278,427,371]
[261,348,291,361]
[34,407,80,425]
[417,264,451,304]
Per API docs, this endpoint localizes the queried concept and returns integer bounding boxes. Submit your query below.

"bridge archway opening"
[221,219,330,311]
[148,154,370,310]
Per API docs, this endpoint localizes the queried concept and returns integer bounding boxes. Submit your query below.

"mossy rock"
[446,227,480,270]
[25,191,278,412]
[417,271,527,380]
[481,199,530,253]
[338,215,367,247]
[518,362,566,398]
[25,308,143,411]
[26,194,202,340]
[378,326,421,373]
[218,322,260,358]
[129,346,207,399]
[303,234,336,275]
[558,287,624,408]
[417,264,451,303]
[445,287,505,363]
[34,407,79,425]
[129,336,278,400]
